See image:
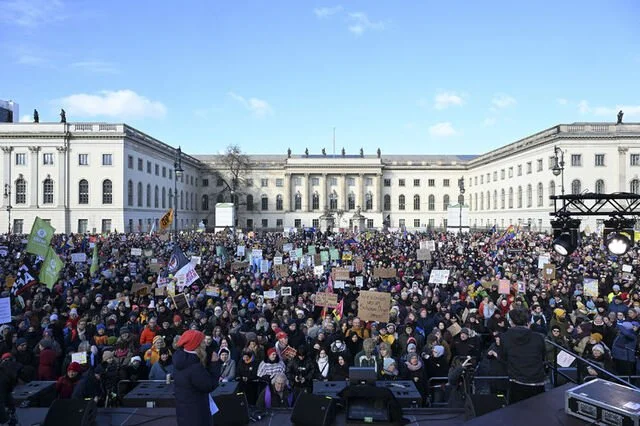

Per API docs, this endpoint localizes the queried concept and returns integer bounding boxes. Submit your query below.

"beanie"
[67,362,82,373]
[266,347,277,358]
[591,344,605,354]
[276,331,288,341]
[152,335,164,345]
[177,330,205,352]
[102,351,114,362]
[433,345,445,358]
[173,315,182,323]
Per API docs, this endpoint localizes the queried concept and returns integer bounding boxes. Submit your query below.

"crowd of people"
[0,226,638,422]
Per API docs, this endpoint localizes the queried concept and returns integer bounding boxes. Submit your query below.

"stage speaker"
[464,394,506,419]
[291,392,336,426]
[212,392,250,426]
[43,399,97,426]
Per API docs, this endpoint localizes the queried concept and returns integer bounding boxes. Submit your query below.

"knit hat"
[590,333,603,343]
[16,337,27,346]
[177,330,205,351]
[173,315,182,323]
[266,347,277,359]
[120,327,130,335]
[276,331,288,341]
[591,344,605,354]
[433,345,445,358]
[49,314,58,322]
[130,356,142,364]
[67,362,82,373]
[102,351,114,362]
[554,308,566,319]
[407,343,417,353]
[1,353,11,361]
[152,335,164,345]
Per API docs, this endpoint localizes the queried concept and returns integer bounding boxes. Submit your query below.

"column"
[618,146,628,192]
[302,173,309,212]
[320,173,327,210]
[376,173,383,212]
[284,173,291,212]
[341,175,347,210]
[357,174,364,210]
[56,146,66,208]
[1,147,12,208]
[28,146,40,207]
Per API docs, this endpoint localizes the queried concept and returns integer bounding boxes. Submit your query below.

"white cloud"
[228,92,273,118]
[482,117,496,127]
[556,98,568,105]
[0,0,65,27]
[19,114,32,123]
[55,90,167,119]
[313,5,343,18]
[491,94,516,109]
[70,61,119,74]
[347,12,385,36]
[429,122,458,137]
[434,91,465,110]
[578,100,590,113]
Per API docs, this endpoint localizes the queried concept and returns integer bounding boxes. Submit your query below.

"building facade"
[1,121,639,234]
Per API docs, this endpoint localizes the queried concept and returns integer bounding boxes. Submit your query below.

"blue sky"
[1,0,639,155]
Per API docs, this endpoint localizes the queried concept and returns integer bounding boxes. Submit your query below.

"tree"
[215,145,252,205]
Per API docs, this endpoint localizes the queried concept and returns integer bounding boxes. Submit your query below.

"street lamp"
[552,146,565,195]
[458,177,465,234]
[174,146,184,240]
[3,184,11,234]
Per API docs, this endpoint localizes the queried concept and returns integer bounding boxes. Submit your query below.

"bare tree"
[215,145,252,205]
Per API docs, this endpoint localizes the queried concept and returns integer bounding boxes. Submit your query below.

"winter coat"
[72,369,103,400]
[55,375,79,399]
[149,362,174,381]
[173,349,216,426]
[38,348,58,380]
[501,326,546,384]
[611,326,638,363]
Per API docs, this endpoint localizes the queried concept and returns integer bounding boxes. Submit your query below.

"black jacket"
[501,326,546,384]
[173,350,217,426]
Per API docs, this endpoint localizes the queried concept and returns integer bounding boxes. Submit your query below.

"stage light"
[603,218,635,256]
[551,218,581,256]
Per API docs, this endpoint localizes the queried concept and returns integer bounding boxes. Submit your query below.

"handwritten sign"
[263,290,277,299]
[0,298,11,324]
[416,249,431,261]
[315,292,338,308]
[71,352,88,364]
[71,253,87,263]
[274,264,288,278]
[355,276,364,288]
[583,278,598,297]
[428,269,450,285]
[273,256,283,265]
[281,287,291,296]
[542,263,556,280]
[373,267,396,279]
[130,248,142,256]
[357,291,390,323]
[332,267,350,281]
[498,279,510,295]
[538,254,550,269]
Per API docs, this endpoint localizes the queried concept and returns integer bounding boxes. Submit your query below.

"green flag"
[26,217,55,257]
[90,244,99,277]
[39,247,64,289]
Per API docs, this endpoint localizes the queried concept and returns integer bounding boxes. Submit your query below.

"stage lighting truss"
[551,218,582,256]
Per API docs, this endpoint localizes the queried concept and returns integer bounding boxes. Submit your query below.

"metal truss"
[550,193,640,217]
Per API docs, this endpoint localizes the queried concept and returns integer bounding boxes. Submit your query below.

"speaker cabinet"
[43,399,97,426]
[291,392,336,426]
[212,392,250,426]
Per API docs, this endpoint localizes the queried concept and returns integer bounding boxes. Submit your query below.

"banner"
[39,247,64,289]
[26,217,55,257]
[11,263,38,296]
[168,246,190,275]
[175,262,200,289]
[159,208,174,232]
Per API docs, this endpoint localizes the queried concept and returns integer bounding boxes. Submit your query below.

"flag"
[39,247,64,289]
[167,245,190,275]
[159,208,174,232]
[26,217,55,257]
[90,244,99,277]
[216,246,228,263]
[497,225,517,247]
[11,263,38,296]
[333,298,344,321]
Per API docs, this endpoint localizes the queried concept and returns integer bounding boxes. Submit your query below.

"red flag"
[333,298,343,321]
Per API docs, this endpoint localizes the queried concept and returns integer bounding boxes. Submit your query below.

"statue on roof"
[33,109,39,123]
[322,148,326,156]
[341,147,345,156]
[617,110,624,125]
[360,148,364,158]
[305,148,309,157]
[287,148,291,158]
[377,148,381,158]
[59,109,66,123]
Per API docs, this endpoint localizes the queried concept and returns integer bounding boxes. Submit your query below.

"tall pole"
[174,146,183,241]
[3,184,10,234]
[458,177,465,235]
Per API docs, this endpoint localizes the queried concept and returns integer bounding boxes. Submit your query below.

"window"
[155,164,159,176]
[548,156,556,169]
[294,219,302,228]
[571,154,582,167]
[162,187,166,208]
[428,179,435,187]
[365,192,373,210]
[348,193,356,210]
[294,192,302,210]
[201,195,209,210]
[216,194,223,203]
[261,195,269,210]
[428,195,435,211]
[493,190,497,209]
[312,192,320,210]
[501,169,505,180]
[329,177,337,186]
[517,186,523,208]
[631,179,640,195]
[43,153,54,165]
[594,154,605,167]
[329,192,338,210]
[526,184,532,207]
[276,178,284,187]
[275,194,283,211]
[414,219,420,228]
[169,189,173,208]
[128,155,133,169]
[383,194,391,210]
[276,219,283,228]
[534,183,542,207]
[13,219,23,234]
[201,178,208,187]
[428,219,435,229]
[486,191,491,210]
[261,179,268,187]
[15,178,26,204]
[128,180,134,206]
[101,219,112,233]
[312,219,320,228]
[508,167,513,178]
[398,219,405,228]
[501,189,505,209]
[526,162,532,174]
[480,175,484,184]
[443,179,450,187]
[293,177,302,186]
[480,192,484,210]
[571,179,581,194]
[365,177,373,186]
[43,178,54,204]
[168,170,172,180]
[347,177,355,186]
[537,159,543,172]
[102,180,112,204]
[413,195,420,210]
[413,179,420,187]
[549,181,555,206]
[366,219,373,228]
[493,171,498,181]
[595,179,605,194]
[102,154,113,166]
[312,177,320,186]
[137,182,143,206]
[399,179,405,187]
[517,165,522,176]
[242,194,252,211]
[398,195,406,210]
[146,161,151,173]
[508,187,513,208]
[78,179,89,204]
[246,178,253,187]
[77,219,88,234]
[631,154,640,166]
[262,219,268,228]
[383,179,391,187]
[154,186,159,208]
[15,153,26,165]
[443,195,450,210]
[180,190,184,209]
[79,154,89,166]
[138,158,143,171]
[146,184,151,207]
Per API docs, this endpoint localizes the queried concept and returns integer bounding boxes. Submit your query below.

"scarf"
[405,357,423,372]
[317,356,329,378]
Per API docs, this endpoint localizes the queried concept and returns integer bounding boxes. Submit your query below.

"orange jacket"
[139,326,159,345]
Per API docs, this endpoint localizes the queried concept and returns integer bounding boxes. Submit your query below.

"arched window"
[480,192,484,210]
[365,192,373,210]
[508,187,513,209]
[162,187,166,208]
[43,178,54,204]
[201,195,209,211]
[294,192,302,210]
[146,184,152,207]
[276,194,283,211]
[154,185,159,208]
[137,182,143,206]
[15,177,26,204]
[413,194,420,211]
[246,194,254,211]
[631,179,640,195]
[428,194,435,211]
[486,191,491,210]
[501,189,505,209]
[517,186,522,208]
[474,193,478,210]
[537,183,543,207]
[383,194,391,211]
[595,179,605,194]
[348,192,356,210]
[549,180,555,206]
[312,192,320,210]
[261,194,269,210]
[571,179,581,195]
[398,194,405,210]
[526,184,532,208]
[79,179,89,204]
[102,179,112,204]
[443,194,450,211]
[329,191,338,210]
[168,188,173,208]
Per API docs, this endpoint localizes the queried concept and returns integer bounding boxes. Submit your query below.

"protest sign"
[357,291,390,323]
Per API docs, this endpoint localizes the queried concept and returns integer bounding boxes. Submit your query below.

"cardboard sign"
[231,262,249,271]
[154,288,165,297]
[263,290,277,299]
[130,248,142,256]
[538,254,550,269]
[171,293,190,310]
[354,257,364,272]
[313,254,322,266]
[357,291,390,323]
[71,253,87,263]
[542,263,556,280]
[332,267,350,281]
[315,292,338,308]
[373,267,396,279]
[447,323,462,337]
[281,287,292,296]
[416,249,431,261]
[131,282,150,296]
[274,264,288,279]
[498,279,510,295]
[273,256,283,265]
[143,249,153,257]
[622,264,632,273]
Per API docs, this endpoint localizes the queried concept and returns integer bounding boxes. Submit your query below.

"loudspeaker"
[290,392,336,426]
[212,392,250,426]
[43,399,97,426]
[464,394,506,419]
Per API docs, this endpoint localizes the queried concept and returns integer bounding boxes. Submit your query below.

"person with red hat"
[173,330,216,426]
[55,362,82,399]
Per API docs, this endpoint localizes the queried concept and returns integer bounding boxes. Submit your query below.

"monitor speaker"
[43,399,97,426]
[212,392,250,426]
[291,392,336,426]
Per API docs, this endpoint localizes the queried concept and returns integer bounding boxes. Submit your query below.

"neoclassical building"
[0,121,639,234]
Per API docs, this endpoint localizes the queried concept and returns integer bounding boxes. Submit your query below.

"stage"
[15,383,585,425]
